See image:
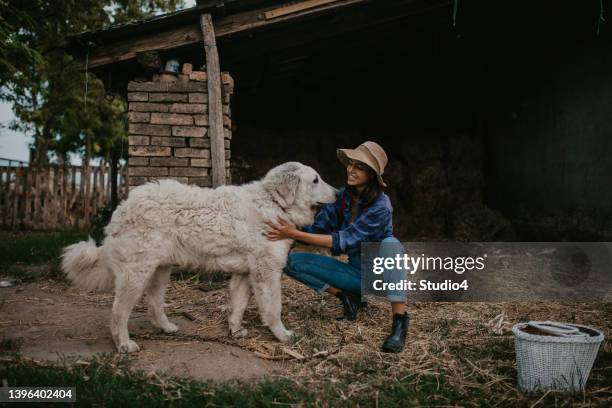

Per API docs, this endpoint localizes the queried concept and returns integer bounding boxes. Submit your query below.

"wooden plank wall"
[0,165,128,230]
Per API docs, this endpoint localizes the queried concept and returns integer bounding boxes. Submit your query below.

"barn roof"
[69,1,281,48]
[67,0,453,93]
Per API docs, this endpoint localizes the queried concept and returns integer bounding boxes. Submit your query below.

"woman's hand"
[265,219,333,248]
[265,218,298,241]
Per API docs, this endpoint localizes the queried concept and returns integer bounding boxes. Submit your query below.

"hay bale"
[399,208,448,240]
[451,202,516,241]
[384,161,410,188]
[449,189,483,205]
[412,187,452,213]
[411,162,446,190]
[447,134,483,165]
[447,166,485,189]
[399,138,443,164]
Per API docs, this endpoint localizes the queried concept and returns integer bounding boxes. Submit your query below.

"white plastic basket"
[512,321,604,392]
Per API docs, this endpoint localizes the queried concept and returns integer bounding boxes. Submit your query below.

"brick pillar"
[126,72,233,191]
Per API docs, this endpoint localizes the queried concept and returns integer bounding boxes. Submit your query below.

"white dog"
[61,162,336,353]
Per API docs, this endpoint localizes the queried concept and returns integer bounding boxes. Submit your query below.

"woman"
[265,141,409,353]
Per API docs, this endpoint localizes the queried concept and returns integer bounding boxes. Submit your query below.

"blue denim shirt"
[302,187,393,256]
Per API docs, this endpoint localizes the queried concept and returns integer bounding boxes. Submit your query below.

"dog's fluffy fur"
[62,162,336,353]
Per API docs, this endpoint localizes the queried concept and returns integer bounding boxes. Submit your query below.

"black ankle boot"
[381,312,410,353]
[334,291,361,321]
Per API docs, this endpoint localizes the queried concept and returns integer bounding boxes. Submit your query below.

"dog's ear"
[267,171,300,208]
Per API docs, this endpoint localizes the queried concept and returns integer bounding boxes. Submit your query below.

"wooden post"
[70,167,77,228]
[48,166,55,229]
[2,168,9,228]
[11,168,19,228]
[99,164,103,207]
[24,167,32,228]
[42,167,50,229]
[83,165,90,228]
[200,13,226,188]
[62,165,69,229]
[92,166,98,215]
[33,166,41,228]
[56,165,61,229]
[101,165,105,207]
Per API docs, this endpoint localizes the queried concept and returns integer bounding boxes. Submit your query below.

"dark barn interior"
[76,0,612,241]
[224,0,612,241]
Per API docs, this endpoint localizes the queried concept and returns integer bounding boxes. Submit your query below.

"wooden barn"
[68,0,612,241]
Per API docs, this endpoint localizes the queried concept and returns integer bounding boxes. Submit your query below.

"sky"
[0,101,30,163]
[0,0,196,165]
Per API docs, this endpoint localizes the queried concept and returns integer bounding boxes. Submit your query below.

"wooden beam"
[200,14,226,188]
[218,0,368,37]
[83,0,370,70]
[85,24,201,70]
[264,0,343,20]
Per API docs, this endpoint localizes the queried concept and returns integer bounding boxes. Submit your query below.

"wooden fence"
[0,165,127,230]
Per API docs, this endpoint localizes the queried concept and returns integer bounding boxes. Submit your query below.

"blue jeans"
[283,237,407,302]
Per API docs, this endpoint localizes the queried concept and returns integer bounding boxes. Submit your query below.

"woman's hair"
[346,165,382,206]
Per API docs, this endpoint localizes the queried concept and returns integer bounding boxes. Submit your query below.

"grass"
[0,230,88,280]
[0,356,497,407]
[3,351,608,407]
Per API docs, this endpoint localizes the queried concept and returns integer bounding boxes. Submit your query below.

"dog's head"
[263,162,336,227]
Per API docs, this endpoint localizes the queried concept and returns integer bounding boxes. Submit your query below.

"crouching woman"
[265,141,409,352]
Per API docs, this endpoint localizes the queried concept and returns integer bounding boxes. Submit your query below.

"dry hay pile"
[386,134,516,242]
[152,270,611,405]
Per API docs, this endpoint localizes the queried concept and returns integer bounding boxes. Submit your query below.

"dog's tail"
[61,237,114,292]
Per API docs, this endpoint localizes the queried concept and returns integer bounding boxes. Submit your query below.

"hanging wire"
[453,0,459,27]
[597,0,605,36]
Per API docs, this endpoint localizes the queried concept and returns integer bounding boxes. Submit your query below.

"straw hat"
[337,141,388,187]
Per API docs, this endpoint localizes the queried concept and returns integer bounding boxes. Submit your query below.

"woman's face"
[346,159,371,187]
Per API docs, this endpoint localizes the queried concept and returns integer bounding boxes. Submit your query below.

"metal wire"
[597,0,605,36]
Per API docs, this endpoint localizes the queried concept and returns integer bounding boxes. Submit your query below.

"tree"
[1,0,183,215]
[0,0,184,166]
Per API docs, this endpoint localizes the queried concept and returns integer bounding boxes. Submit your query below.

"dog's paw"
[118,340,140,353]
[161,322,178,333]
[277,329,295,343]
[231,327,249,338]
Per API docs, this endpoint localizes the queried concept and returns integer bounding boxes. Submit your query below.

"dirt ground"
[0,280,282,382]
[1,256,610,405]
